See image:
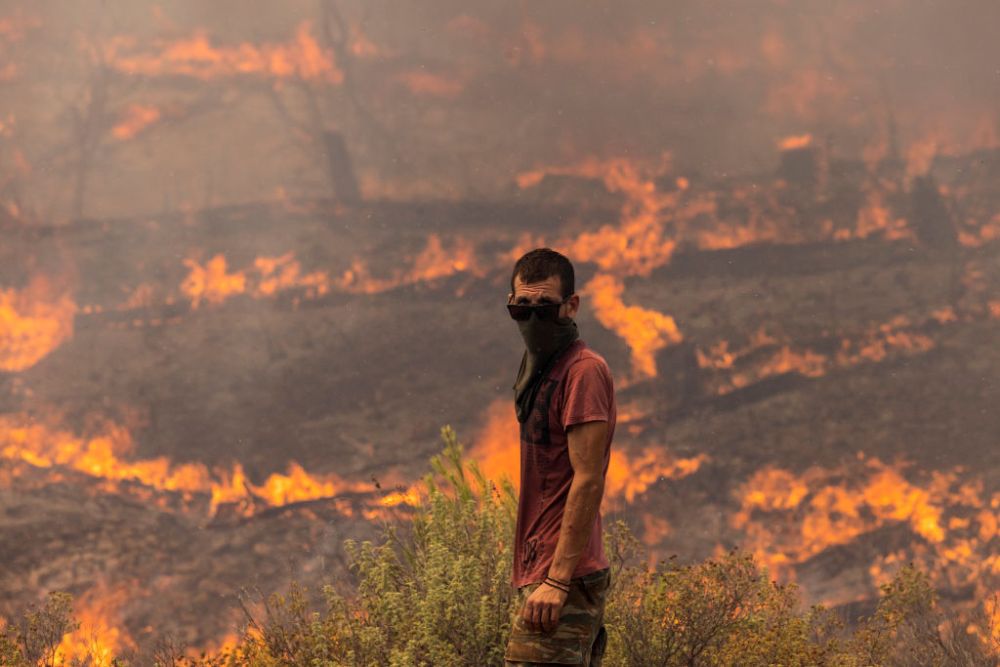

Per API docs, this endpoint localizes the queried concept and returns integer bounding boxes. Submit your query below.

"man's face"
[509,274,580,320]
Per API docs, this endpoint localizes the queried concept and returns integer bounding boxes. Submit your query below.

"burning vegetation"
[1,0,999,661]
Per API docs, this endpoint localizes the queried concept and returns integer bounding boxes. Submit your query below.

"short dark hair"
[510,248,575,298]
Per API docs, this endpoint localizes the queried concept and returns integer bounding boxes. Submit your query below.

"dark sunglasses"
[506,298,570,322]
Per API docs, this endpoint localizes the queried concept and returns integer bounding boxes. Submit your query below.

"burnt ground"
[1,159,999,650]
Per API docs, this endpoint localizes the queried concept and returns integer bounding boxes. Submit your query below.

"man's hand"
[521,581,569,633]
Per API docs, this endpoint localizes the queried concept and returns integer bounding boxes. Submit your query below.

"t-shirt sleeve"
[561,357,613,429]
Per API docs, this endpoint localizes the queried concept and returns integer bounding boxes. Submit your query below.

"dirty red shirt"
[512,339,616,589]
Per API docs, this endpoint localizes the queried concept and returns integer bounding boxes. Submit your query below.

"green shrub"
[0,592,79,667]
[223,425,518,667]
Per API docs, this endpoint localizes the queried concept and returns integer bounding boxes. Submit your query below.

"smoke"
[1,1,998,220]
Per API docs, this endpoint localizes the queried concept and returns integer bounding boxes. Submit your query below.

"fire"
[779,134,813,151]
[0,278,77,372]
[253,253,330,297]
[106,21,342,84]
[584,274,682,379]
[531,156,680,276]
[336,234,480,294]
[55,585,134,667]
[698,315,937,395]
[846,189,912,241]
[181,253,329,308]
[181,255,247,308]
[470,399,520,485]
[905,134,940,181]
[605,447,708,505]
[732,456,999,605]
[0,413,375,516]
[396,70,463,98]
[641,513,672,546]
[111,103,162,140]
[470,398,706,505]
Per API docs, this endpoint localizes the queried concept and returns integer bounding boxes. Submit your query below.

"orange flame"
[470,398,706,505]
[107,21,342,84]
[111,103,161,140]
[698,316,936,395]
[181,255,246,308]
[396,70,463,98]
[524,157,680,276]
[336,234,480,294]
[605,447,708,505]
[732,456,999,602]
[0,413,376,516]
[641,512,672,546]
[0,278,77,372]
[470,398,520,485]
[905,134,940,181]
[181,253,329,308]
[55,584,134,666]
[584,273,682,379]
[779,133,813,151]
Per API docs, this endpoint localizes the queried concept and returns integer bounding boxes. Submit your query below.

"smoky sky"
[1,0,998,219]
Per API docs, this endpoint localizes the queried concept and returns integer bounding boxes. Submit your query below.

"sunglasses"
[506,298,570,322]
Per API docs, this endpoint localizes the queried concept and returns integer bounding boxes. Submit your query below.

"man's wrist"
[546,567,574,584]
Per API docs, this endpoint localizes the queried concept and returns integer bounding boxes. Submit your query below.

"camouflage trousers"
[504,568,610,666]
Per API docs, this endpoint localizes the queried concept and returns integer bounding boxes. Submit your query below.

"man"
[504,248,616,667]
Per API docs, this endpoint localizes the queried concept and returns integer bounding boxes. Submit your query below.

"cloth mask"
[512,312,579,423]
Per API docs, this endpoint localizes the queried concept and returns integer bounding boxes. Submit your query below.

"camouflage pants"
[504,568,610,666]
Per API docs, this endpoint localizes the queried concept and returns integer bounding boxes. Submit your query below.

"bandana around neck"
[512,315,580,423]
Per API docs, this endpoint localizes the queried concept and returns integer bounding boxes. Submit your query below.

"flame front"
[336,233,481,294]
[181,253,329,308]
[585,273,682,379]
[55,585,134,667]
[471,397,705,506]
[0,278,77,372]
[733,457,1000,606]
[106,21,343,84]
[0,413,377,517]
[111,103,161,141]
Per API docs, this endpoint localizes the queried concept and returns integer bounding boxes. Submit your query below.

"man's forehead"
[512,274,562,295]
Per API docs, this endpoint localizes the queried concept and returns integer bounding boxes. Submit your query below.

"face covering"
[512,312,580,423]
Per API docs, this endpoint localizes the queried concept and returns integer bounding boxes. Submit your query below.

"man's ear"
[565,293,581,317]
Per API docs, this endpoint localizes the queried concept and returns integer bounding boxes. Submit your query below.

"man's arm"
[521,418,608,632]
[547,419,608,582]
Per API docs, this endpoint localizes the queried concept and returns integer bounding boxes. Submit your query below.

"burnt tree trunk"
[322,131,360,204]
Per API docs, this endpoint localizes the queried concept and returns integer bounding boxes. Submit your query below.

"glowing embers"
[732,456,999,602]
[0,414,379,517]
[0,278,77,372]
[105,21,342,84]
[336,233,482,294]
[181,253,329,308]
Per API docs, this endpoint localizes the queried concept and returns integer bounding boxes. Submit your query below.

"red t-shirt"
[512,339,616,588]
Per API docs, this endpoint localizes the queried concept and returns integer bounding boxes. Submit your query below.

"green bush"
[0,592,79,667]
[5,427,998,666]
[225,425,517,667]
